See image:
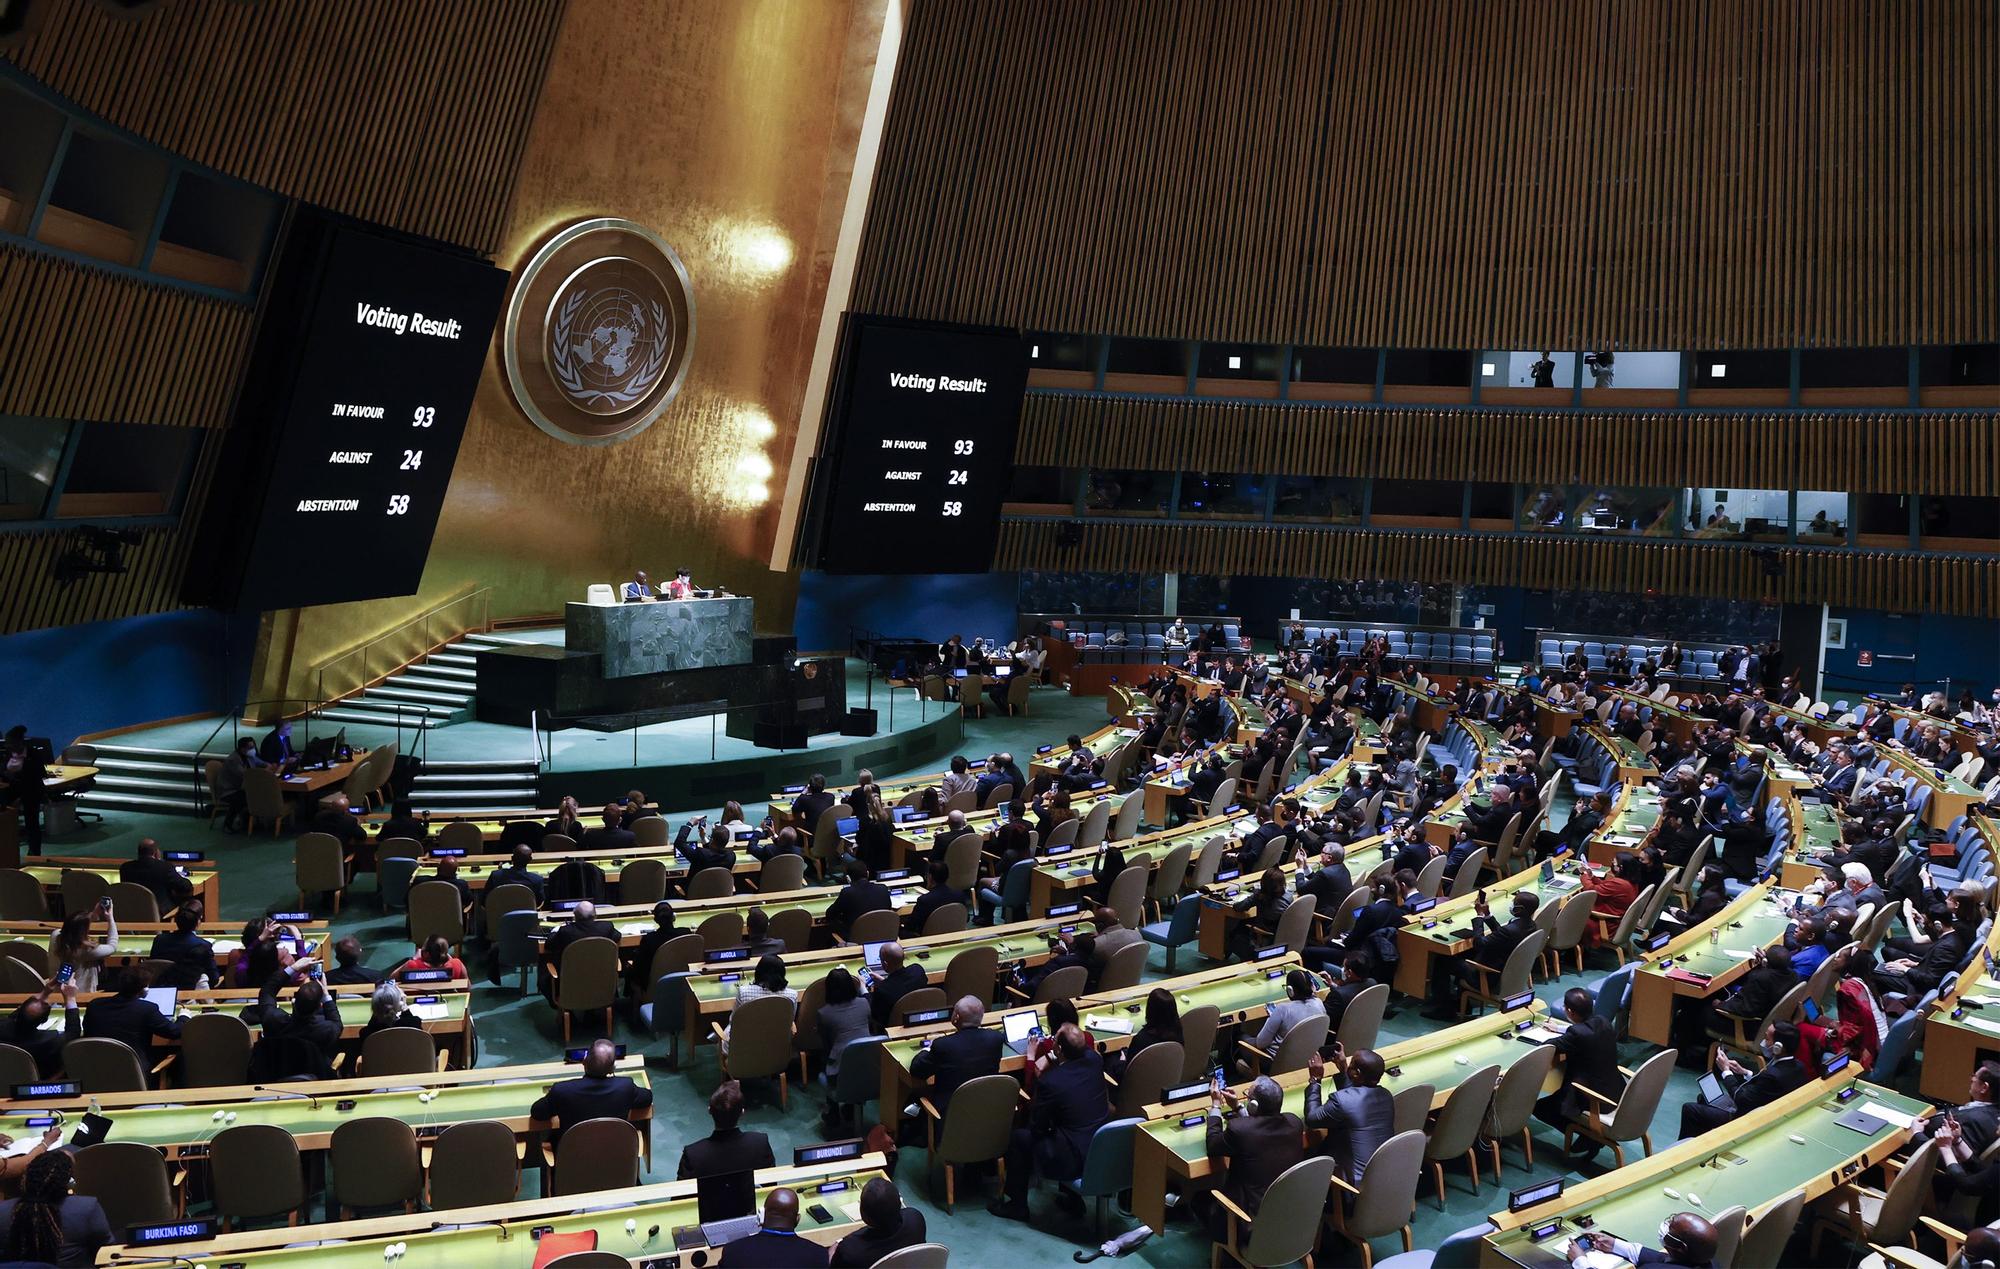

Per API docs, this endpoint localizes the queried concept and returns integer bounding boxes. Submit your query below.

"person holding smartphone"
[47,899,117,994]
[1565,1213,1718,1268]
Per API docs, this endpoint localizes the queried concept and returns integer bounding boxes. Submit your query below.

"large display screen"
[815,316,1029,574]
[190,208,507,610]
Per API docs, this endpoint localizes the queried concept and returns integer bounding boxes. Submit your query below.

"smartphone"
[808,1204,833,1224]
[56,964,73,986]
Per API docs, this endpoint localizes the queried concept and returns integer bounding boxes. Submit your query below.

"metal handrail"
[312,586,493,706]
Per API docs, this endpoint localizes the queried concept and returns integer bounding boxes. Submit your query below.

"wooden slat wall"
[1014,395,2000,495]
[5,0,569,254]
[0,245,251,427]
[996,520,2000,617]
[856,0,1998,348]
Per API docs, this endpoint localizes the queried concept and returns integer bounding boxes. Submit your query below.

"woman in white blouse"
[48,900,118,993]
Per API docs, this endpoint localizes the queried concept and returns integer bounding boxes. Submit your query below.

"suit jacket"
[577,825,637,853]
[146,930,215,989]
[1187,766,1226,805]
[793,790,837,831]
[485,864,546,904]
[546,918,619,965]
[1029,1049,1111,1180]
[718,1229,828,1268]
[1721,963,1795,1021]
[546,859,609,903]
[531,1073,653,1139]
[1548,1014,1625,1124]
[1297,863,1354,911]
[119,857,193,909]
[1470,914,1536,971]
[2,1006,78,1078]
[908,885,970,936]
[826,881,892,939]
[0,1194,112,1266]
[81,995,181,1062]
[1303,1078,1394,1185]
[868,963,929,1030]
[1726,1055,1808,1115]
[830,1209,926,1268]
[909,1025,1004,1109]
[1206,1109,1306,1216]
[677,1125,775,1179]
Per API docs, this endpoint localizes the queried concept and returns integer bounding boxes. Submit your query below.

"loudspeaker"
[840,708,877,737]
[753,722,808,750]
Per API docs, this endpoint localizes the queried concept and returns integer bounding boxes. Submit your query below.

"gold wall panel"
[855,0,1998,348]
[259,0,891,703]
[1014,395,2000,496]
[996,520,2000,618]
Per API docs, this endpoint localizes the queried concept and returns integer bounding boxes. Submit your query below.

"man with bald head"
[530,1037,651,1144]
[1203,1073,1305,1241]
[909,996,1001,1112]
[989,1024,1110,1222]
[719,1186,828,1267]
[1567,1212,1718,1268]
[865,942,926,1031]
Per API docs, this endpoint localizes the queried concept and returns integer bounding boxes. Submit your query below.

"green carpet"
[42,713,1740,1267]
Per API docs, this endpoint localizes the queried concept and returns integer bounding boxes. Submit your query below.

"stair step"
[412,771,539,787]
[408,789,538,808]
[317,709,450,730]
[94,773,207,795]
[90,755,198,778]
[78,791,206,814]
[421,758,538,772]
[371,684,473,706]
[90,743,208,761]
[415,661,477,681]
[354,693,460,716]
[426,651,479,668]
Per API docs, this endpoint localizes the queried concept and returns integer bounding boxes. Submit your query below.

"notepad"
[0,1136,41,1159]
[1853,1103,1919,1131]
[409,1002,450,1020]
[1723,949,1757,959]
[1085,1014,1134,1035]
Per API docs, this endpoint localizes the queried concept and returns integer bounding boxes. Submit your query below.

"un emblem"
[503,219,695,445]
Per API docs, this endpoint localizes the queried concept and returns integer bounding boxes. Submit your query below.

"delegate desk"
[673,917,1076,1055]
[0,919,331,969]
[885,787,1127,871]
[361,804,662,842]
[565,594,753,679]
[1585,725,1657,785]
[1878,744,1983,829]
[1604,688,1701,744]
[1583,784,1662,867]
[1028,724,1143,782]
[1131,1000,1563,1234]
[277,749,375,803]
[1920,887,2000,1101]
[1479,1071,1930,1268]
[1776,795,1843,890]
[1626,880,1787,1047]
[40,765,98,798]
[410,843,761,896]
[1,981,476,1067]
[21,856,221,914]
[1392,856,1591,998]
[1,1057,647,1165]
[1534,697,1584,741]
[530,880,930,955]
[98,1155,891,1269]
[1382,678,1457,735]
[876,956,1302,1133]
[1141,744,1249,831]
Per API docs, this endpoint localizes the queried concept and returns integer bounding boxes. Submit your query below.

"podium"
[564,596,753,678]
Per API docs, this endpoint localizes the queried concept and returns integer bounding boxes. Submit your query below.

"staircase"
[315,633,504,730]
[77,743,210,815]
[407,757,542,812]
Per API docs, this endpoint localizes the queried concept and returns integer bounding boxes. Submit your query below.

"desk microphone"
[428,1218,511,1241]
[249,1085,320,1111]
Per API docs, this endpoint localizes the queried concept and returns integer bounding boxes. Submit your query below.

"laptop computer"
[691,1169,760,1247]
[862,941,890,971]
[1001,1010,1043,1056]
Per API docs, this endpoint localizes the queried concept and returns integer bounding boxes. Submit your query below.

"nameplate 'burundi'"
[503,217,696,446]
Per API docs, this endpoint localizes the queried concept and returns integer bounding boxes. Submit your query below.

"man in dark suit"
[677,1079,775,1179]
[578,804,637,853]
[1535,988,1626,1156]
[325,935,384,986]
[792,775,836,832]
[530,1038,652,1144]
[829,1178,926,1268]
[718,1187,828,1268]
[1678,1021,1810,1138]
[540,901,618,998]
[485,845,546,906]
[2,984,79,1078]
[257,721,297,767]
[989,1025,1110,1222]
[1709,945,1793,1033]
[1304,1045,1394,1187]
[82,969,182,1071]
[1203,1074,1305,1240]
[1920,1060,2000,1159]
[1295,844,1355,913]
[825,861,891,941]
[1321,961,1376,1040]
[1538,793,1610,861]
[119,839,194,911]
[146,904,216,989]
[909,996,1003,1111]
[865,943,927,1031]
[1184,754,1227,815]
[1568,1213,1720,1269]
[627,901,680,994]
[1428,890,1539,1019]
[308,793,372,873]
[374,799,430,848]
[680,822,739,877]
[906,859,969,937]
[1872,908,1975,1000]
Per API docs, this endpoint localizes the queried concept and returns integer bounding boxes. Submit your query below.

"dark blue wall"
[1822,608,2000,703]
[0,610,258,745]
[793,571,1020,654]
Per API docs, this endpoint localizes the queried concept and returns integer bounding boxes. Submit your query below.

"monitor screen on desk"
[697,1170,756,1224]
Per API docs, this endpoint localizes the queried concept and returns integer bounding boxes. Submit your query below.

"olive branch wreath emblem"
[549,285,670,408]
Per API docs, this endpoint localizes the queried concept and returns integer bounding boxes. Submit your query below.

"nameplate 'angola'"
[502,217,696,446]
